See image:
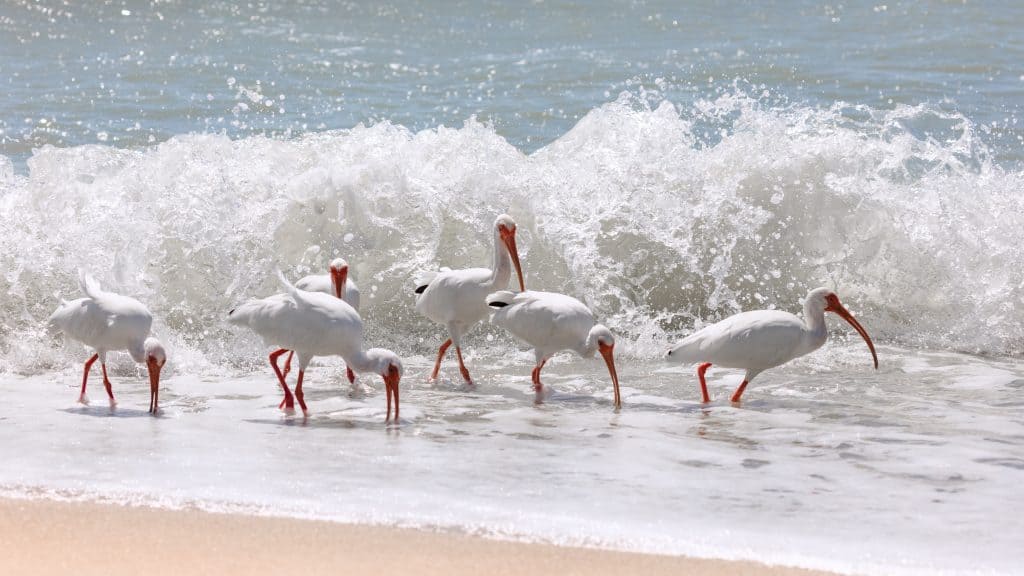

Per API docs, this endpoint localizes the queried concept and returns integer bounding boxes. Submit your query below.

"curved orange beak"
[330,267,348,300]
[599,341,621,409]
[146,357,163,414]
[499,226,526,291]
[825,295,878,369]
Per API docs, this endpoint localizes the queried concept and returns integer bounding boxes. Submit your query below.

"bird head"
[807,287,878,369]
[328,258,349,299]
[144,337,167,413]
[588,325,621,409]
[494,214,525,292]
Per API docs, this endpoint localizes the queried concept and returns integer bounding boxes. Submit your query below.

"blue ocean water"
[2,1,1023,165]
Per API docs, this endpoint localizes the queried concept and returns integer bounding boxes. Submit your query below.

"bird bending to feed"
[284,257,361,382]
[666,287,878,403]
[48,271,167,413]
[227,270,403,420]
[487,290,620,408]
[414,214,526,385]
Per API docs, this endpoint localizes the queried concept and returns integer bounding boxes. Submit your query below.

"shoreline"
[0,496,838,576]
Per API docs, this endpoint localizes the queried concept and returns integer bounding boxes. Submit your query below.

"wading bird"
[227,271,403,420]
[48,271,167,413]
[282,257,361,381]
[414,214,526,385]
[667,287,878,403]
[487,290,620,408]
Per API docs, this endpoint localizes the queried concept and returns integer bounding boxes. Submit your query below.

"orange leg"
[531,359,548,392]
[392,378,400,421]
[730,380,749,403]
[385,376,392,420]
[100,363,115,405]
[429,339,453,381]
[282,351,294,379]
[295,370,308,415]
[697,363,712,403]
[456,347,473,384]
[346,366,356,385]
[79,354,98,404]
[269,348,295,410]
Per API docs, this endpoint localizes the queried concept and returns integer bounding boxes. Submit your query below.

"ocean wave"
[2,91,1022,374]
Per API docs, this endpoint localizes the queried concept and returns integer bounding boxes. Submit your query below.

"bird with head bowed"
[227,270,403,421]
[48,271,167,414]
[667,287,878,404]
[487,290,621,409]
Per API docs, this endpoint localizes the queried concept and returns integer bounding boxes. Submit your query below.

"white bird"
[486,290,620,408]
[414,214,526,384]
[666,287,878,403]
[295,257,361,308]
[283,257,361,382]
[48,271,167,413]
[227,270,403,420]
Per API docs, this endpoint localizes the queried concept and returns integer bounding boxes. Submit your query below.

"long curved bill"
[330,268,348,300]
[599,342,621,409]
[501,231,526,291]
[147,358,163,414]
[830,303,879,369]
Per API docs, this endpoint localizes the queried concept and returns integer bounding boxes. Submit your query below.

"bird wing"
[669,310,806,369]
[488,291,593,354]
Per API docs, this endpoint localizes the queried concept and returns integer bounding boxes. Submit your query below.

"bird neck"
[802,299,829,346]
[127,340,146,364]
[487,227,513,289]
[346,349,381,375]
[576,326,601,358]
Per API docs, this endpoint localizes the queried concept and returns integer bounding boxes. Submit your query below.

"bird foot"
[77,394,89,406]
[108,398,118,409]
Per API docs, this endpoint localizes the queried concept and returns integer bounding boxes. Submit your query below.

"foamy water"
[1,344,1022,576]
[3,1,1024,574]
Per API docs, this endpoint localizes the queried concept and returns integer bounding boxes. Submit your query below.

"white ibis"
[283,257,361,382]
[227,270,403,420]
[414,214,526,384]
[295,257,361,308]
[486,290,620,408]
[48,271,167,413]
[666,287,878,403]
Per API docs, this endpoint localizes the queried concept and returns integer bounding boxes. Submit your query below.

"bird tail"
[666,336,704,364]
[276,268,313,307]
[226,299,260,327]
[485,290,516,309]
[413,270,437,295]
[78,270,102,299]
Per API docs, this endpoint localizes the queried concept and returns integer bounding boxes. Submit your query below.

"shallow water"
[2,344,1022,575]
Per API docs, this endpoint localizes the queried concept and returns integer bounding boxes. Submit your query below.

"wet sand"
[0,497,837,576]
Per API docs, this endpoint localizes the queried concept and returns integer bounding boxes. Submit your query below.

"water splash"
[2,91,1022,374]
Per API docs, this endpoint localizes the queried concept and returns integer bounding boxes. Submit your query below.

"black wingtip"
[414,285,428,294]
[228,308,236,316]
[488,301,509,308]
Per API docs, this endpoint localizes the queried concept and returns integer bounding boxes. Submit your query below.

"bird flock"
[49,214,878,421]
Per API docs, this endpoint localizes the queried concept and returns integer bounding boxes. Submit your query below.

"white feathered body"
[668,310,826,371]
[415,267,495,330]
[228,289,364,360]
[48,276,154,361]
[489,290,596,360]
[294,274,361,310]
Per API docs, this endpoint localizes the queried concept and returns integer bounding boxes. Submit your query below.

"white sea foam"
[1,93,1022,377]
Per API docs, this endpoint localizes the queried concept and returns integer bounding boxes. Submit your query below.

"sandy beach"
[0,497,836,576]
